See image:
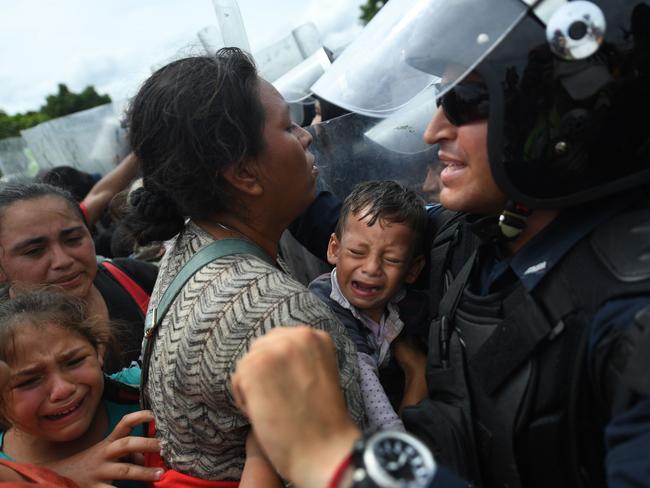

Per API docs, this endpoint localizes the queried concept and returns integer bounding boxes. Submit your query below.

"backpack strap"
[432,249,477,368]
[427,210,478,318]
[140,238,273,409]
[99,260,150,316]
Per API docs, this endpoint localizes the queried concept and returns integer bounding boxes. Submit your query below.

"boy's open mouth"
[352,281,381,295]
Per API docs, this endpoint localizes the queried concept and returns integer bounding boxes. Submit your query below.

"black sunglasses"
[435,81,490,126]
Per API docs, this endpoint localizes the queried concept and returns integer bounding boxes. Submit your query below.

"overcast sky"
[0,0,365,114]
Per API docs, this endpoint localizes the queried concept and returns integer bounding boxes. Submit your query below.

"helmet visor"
[311,0,529,117]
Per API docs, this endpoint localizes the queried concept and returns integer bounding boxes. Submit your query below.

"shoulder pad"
[591,209,650,282]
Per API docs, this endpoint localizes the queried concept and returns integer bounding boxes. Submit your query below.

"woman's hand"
[46,410,163,488]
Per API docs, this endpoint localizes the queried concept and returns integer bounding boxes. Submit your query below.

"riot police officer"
[237,1,650,487]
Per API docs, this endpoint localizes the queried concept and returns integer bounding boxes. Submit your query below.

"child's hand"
[47,410,163,488]
[393,336,427,375]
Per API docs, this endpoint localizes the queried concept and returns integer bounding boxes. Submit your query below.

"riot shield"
[20,102,129,175]
[307,112,436,203]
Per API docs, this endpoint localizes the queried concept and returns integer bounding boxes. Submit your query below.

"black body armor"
[403,200,650,488]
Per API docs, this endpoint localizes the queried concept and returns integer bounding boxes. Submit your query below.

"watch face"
[364,431,435,487]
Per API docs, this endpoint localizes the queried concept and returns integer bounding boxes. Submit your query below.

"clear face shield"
[311,0,528,117]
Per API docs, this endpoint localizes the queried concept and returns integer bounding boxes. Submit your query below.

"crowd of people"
[0,0,649,487]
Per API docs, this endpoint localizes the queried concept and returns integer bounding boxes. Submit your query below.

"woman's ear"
[221,161,263,197]
[326,233,340,266]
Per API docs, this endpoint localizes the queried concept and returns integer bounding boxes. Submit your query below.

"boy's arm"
[358,352,405,431]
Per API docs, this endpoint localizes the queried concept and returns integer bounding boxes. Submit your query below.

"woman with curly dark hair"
[124,48,364,483]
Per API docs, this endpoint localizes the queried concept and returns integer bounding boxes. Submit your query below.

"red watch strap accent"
[327,453,353,488]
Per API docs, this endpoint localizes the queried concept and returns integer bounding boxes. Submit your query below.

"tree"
[0,110,48,140]
[40,84,111,119]
[0,84,111,140]
[360,0,387,25]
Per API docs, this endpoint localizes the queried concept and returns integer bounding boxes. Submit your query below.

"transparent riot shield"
[256,22,322,82]
[273,47,331,126]
[20,102,129,175]
[198,25,224,55]
[273,47,332,104]
[0,137,38,179]
[307,112,436,203]
[210,0,251,53]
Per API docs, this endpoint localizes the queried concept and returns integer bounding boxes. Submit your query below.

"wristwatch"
[350,430,436,487]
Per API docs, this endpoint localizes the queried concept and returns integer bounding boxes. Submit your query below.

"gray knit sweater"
[143,222,365,480]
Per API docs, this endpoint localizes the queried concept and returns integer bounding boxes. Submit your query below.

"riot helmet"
[313,0,650,209]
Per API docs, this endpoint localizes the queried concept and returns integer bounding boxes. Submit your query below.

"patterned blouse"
[144,222,365,480]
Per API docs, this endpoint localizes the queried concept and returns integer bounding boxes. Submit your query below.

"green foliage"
[360,0,387,24]
[0,110,48,140]
[41,84,111,119]
[0,84,111,140]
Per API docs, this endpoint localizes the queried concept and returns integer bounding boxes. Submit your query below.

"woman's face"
[2,323,104,443]
[254,80,319,222]
[0,196,97,298]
